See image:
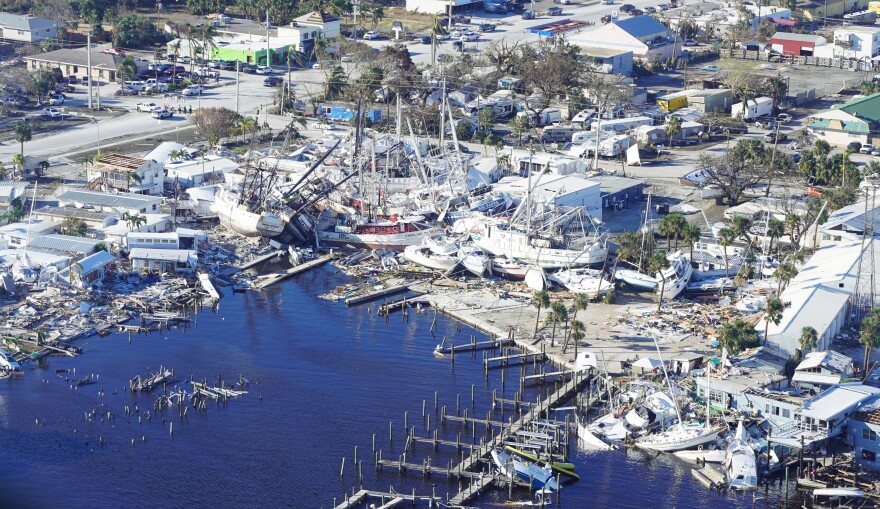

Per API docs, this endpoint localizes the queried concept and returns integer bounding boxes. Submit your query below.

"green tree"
[717,319,761,354]
[117,56,138,91]
[60,216,88,237]
[13,121,31,156]
[566,293,589,347]
[544,300,568,347]
[510,114,531,145]
[658,213,686,250]
[718,227,736,278]
[767,218,786,256]
[112,14,163,49]
[478,107,496,132]
[799,326,818,358]
[648,251,670,313]
[775,261,798,294]
[860,309,880,373]
[567,319,585,356]
[732,216,752,245]
[665,115,682,150]
[532,290,550,336]
[763,297,784,346]
[125,170,143,192]
[324,65,348,100]
[682,223,701,263]
[455,121,474,142]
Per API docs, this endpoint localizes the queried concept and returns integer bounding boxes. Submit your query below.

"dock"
[434,337,514,355]
[484,351,545,368]
[345,284,414,307]
[238,250,286,271]
[332,489,439,509]
[252,255,332,290]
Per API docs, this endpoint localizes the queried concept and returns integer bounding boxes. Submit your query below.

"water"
[0,266,794,508]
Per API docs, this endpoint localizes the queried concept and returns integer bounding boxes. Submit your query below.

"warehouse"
[589,175,647,212]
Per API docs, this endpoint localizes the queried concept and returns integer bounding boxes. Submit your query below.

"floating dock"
[252,255,332,290]
[332,489,438,509]
[237,250,286,271]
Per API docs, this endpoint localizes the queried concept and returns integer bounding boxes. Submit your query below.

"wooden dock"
[435,337,513,355]
[345,284,414,307]
[522,371,574,384]
[484,351,545,368]
[238,250,285,271]
[252,255,332,290]
[332,489,438,509]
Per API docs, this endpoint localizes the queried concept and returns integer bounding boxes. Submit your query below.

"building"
[211,41,285,65]
[493,174,603,219]
[448,84,480,107]
[25,48,118,83]
[658,91,692,112]
[793,351,855,392]
[405,0,481,14]
[694,366,787,411]
[27,234,100,258]
[687,4,791,38]
[806,92,880,146]
[769,32,827,56]
[820,198,880,245]
[276,11,341,55]
[589,175,647,212]
[32,206,118,230]
[100,214,171,246]
[849,401,880,470]
[575,46,633,75]
[826,26,880,60]
[687,89,734,113]
[164,156,238,188]
[57,189,163,216]
[126,231,180,250]
[129,248,197,273]
[0,220,57,249]
[87,153,164,195]
[56,250,115,289]
[505,149,589,177]
[142,142,199,165]
[0,12,57,42]
[567,16,679,62]
[784,0,869,21]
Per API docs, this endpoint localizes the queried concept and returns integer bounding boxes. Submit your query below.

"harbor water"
[0,266,793,508]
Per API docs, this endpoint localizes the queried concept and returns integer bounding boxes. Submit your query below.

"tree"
[566,293,589,348]
[532,290,550,336]
[10,154,23,178]
[581,71,629,170]
[544,300,568,347]
[698,138,769,205]
[799,326,818,358]
[510,114,531,145]
[767,218,786,256]
[718,227,735,278]
[60,217,88,237]
[665,115,682,150]
[648,251,670,313]
[860,309,880,373]
[14,121,31,156]
[478,107,496,132]
[191,107,242,147]
[169,149,187,162]
[658,213,686,250]
[455,121,474,142]
[732,216,752,245]
[682,223,701,263]
[763,297,784,346]
[112,14,163,49]
[567,319,585,356]
[775,261,799,293]
[717,319,761,354]
[117,56,138,92]
[30,69,57,103]
[324,65,348,100]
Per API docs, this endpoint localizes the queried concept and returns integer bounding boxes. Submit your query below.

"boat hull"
[635,426,724,452]
[318,228,436,251]
[214,187,284,238]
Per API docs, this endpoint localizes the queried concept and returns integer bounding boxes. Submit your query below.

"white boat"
[673,448,726,463]
[614,268,658,291]
[491,256,529,280]
[318,215,437,251]
[736,295,767,313]
[524,265,548,291]
[725,420,758,490]
[490,448,558,491]
[656,251,693,300]
[423,233,459,256]
[213,186,284,238]
[549,268,613,297]
[0,348,21,371]
[403,245,458,270]
[474,221,607,269]
[458,245,491,277]
[635,421,727,452]
[490,448,516,479]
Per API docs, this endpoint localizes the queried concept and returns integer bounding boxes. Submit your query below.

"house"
[575,46,633,75]
[25,48,118,83]
[129,248,197,273]
[27,234,100,259]
[742,387,805,427]
[0,12,57,42]
[32,206,118,230]
[0,220,58,249]
[142,142,199,165]
[164,156,239,188]
[820,198,880,245]
[87,153,165,195]
[276,11,341,55]
[57,189,162,216]
[670,351,704,375]
[567,16,679,62]
[126,231,180,250]
[56,250,115,289]
[848,401,880,470]
[100,213,171,247]
[687,4,791,38]
[448,84,480,108]
[493,174,603,219]
[211,41,286,65]
[505,149,590,177]
[318,103,382,123]
[687,89,734,114]
[799,384,880,439]
[806,92,880,146]
[405,0,481,14]
[822,26,880,60]
[695,365,787,411]
[590,175,647,212]
[793,351,855,392]
[770,32,827,56]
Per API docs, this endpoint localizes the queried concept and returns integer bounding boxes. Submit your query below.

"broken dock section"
[252,255,332,290]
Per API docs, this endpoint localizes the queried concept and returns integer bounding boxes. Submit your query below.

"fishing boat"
[725,420,758,490]
[318,214,436,251]
[458,244,491,277]
[213,185,285,238]
[403,245,458,271]
[473,220,607,269]
[491,256,529,280]
[656,251,693,300]
[614,268,658,291]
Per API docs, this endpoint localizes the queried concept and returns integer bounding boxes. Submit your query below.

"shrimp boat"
[214,185,285,238]
[317,214,437,251]
[657,251,693,300]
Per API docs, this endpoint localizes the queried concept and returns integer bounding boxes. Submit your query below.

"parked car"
[601,0,614,4]
[47,92,65,105]
[66,75,78,85]
[658,3,669,9]
[629,8,644,15]
[239,63,258,73]
[683,39,698,46]
[198,69,220,80]
[255,66,274,74]
[460,33,479,42]
[311,62,323,69]
[42,107,62,118]
[620,3,635,11]
[644,5,656,12]
[478,23,496,32]
[100,48,125,56]
[522,9,535,19]
[554,0,571,3]
[452,28,474,37]
[861,144,875,154]
[548,6,563,15]
[151,109,173,119]
[776,113,793,124]
[263,76,283,87]
[847,141,863,152]
[218,61,236,70]
[136,101,159,112]
[452,15,471,24]
[179,56,192,64]
[181,85,204,96]
[699,65,720,72]
[364,30,380,40]
[755,119,777,129]
[763,131,787,143]
[872,149,880,156]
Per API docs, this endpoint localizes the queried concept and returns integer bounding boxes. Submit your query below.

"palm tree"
[325,66,347,99]
[648,251,670,314]
[665,115,681,150]
[682,223,701,263]
[799,326,818,359]
[610,247,629,287]
[186,24,200,73]
[169,149,186,162]
[168,39,182,74]
[11,153,23,177]
[198,25,219,65]
[767,218,785,257]
[117,56,138,92]
[238,116,257,142]
[532,290,550,336]
[763,297,784,346]
[775,261,798,293]
[567,319,585,356]
[14,121,31,156]
[718,227,735,278]
[566,293,589,346]
[860,309,880,374]
[125,170,143,192]
[658,213,685,250]
[544,300,568,347]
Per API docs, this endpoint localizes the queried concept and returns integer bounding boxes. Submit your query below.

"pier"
[345,284,417,307]
[252,255,332,290]
[332,489,439,509]
[434,336,514,355]
[237,250,286,271]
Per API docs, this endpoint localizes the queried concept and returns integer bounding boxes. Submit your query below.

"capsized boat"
[614,268,657,291]
[725,420,758,490]
[490,448,559,491]
[504,445,579,481]
[549,268,614,297]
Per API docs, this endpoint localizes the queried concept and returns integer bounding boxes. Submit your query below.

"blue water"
[0,266,796,508]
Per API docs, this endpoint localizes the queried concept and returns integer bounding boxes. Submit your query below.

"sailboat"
[13,182,40,283]
[548,268,613,297]
[725,420,758,490]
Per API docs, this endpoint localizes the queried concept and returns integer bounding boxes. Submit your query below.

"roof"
[800,383,880,421]
[0,182,29,202]
[129,248,196,263]
[28,234,100,255]
[294,11,340,24]
[611,16,670,38]
[142,142,198,164]
[95,153,150,170]
[770,31,826,44]
[835,92,880,123]
[24,47,117,69]
[576,45,633,58]
[0,219,58,238]
[58,189,162,209]
[671,351,704,361]
[58,250,115,277]
[33,206,115,222]
[165,157,239,178]
[589,175,647,196]
[0,12,55,31]
[796,350,853,374]
[823,198,880,236]
[808,118,870,134]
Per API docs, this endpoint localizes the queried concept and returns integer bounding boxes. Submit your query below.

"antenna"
[853,187,878,323]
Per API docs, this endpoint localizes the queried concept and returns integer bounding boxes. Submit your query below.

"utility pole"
[87,34,92,109]
[235,63,240,114]
[353,0,360,40]
[265,9,271,66]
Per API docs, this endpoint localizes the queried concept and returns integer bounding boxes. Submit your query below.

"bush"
[483,133,503,147]
[455,121,474,141]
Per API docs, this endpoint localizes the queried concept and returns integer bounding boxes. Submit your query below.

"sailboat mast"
[652,337,684,426]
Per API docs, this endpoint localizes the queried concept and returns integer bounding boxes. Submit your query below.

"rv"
[589,116,653,133]
[463,94,516,120]
[541,126,577,143]
[731,97,773,121]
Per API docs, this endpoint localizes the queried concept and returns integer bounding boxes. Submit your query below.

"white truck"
[731,96,773,121]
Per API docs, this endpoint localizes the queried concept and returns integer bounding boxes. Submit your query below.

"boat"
[504,445,579,480]
[686,277,737,296]
[809,488,870,507]
[491,256,529,280]
[403,245,458,271]
[458,244,491,277]
[635,420,727,452]
[524,265,548,291]
[548,268,613,297]
[213,185,285,238]
[423,233,459,256]
[725,420,758,490]
[0,348,21,371]
[490,448,560,491]
[473,220,607,269]
[656,251,693,300]
[491,448,517,479]
[673,448,726,463]
[614,268,657,291]
[318,214,436,251]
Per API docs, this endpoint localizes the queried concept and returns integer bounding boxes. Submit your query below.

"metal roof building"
[57,189,162,215]
[793,350,854,390]
[28,234,101,257]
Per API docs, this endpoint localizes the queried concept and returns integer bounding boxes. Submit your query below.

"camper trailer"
[541,126,577,143]
[731,97,773,121]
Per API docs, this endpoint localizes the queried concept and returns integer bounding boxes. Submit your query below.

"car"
[683,39,698,46]
[763,131,787,143]
[199,69,220,80]
[548,6,563,15]
[460,33,479,42]
[872,149,880,156]
[452,28,474,37]
[643,6,656,12]
[148,63,171,72]
[847,141,862,152]
[437,33,451,40]
[452,15,471,24]
[47,92,65,105]
[56,83,75,93]
[699,65,720,72]
[478,23,496,32]
[263,76,283,86]
[42,107,62,118]
[239,63,258,73]
[181,85,203,96]
[151,108,173,119]
[756,119,777,129]
[219,60,236,71]
[136,102,159,112]
[311,62,322,69]
[67,75,78,85]
[629,8,644,15]
[658,3,669,8]
[861,144,875,154]
[522,9,535,19]
[776,113,793,124]
[100,48,125,56]
[255,66,274,74]
[620,3,635,11]
[554,0,571,3]
[80,76,89,84]
[207,59,225,69]
[364,30,380,40]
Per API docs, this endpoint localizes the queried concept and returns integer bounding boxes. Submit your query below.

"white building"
[405,0,481,14]
[165,156,239,188]
[687,4,791,38]
[126,232,180,250]
[0,220,58,249]
[814,26,880,61]
[567,16,679,62]
[820,197,880,245]
[129,248,197,273]
[0,12,57,42]
[57,189,163,216]
[793,350,854,392]
[87,153,165,195]
[493,174,603,219]
[276,11,341,53]
[506,149,589,177]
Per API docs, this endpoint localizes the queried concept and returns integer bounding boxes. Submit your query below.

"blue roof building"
[568,15,679,62]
